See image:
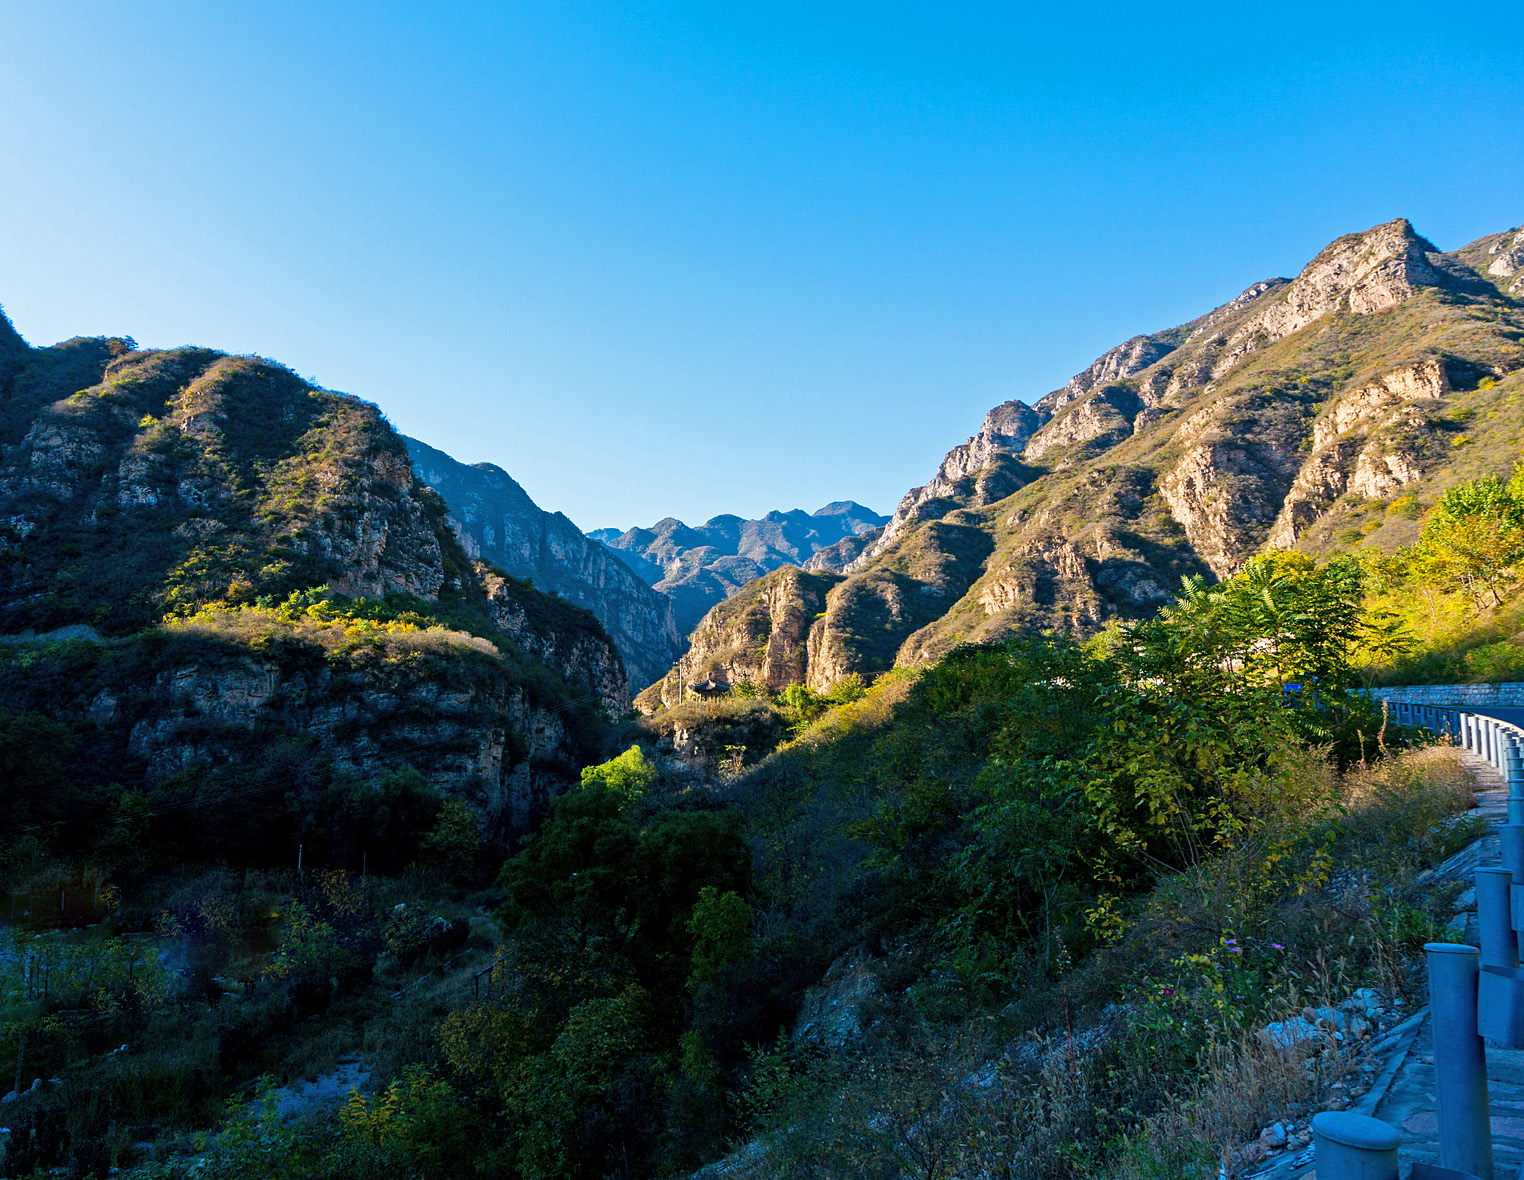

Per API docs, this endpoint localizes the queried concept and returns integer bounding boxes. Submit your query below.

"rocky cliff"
[591,502,886,636]
[0,312,626,829]
[634,566,842,709]
[406,437,681,692]
[641,218,1524,704]
[0,615,605,837]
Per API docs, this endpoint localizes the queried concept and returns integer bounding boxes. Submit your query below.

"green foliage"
[579,744,659,801]
[420,800,481,882]
[1464,641,1524,681]
[1407,467,1524,612]
[687,886,754,987]
[485,782,753,1177]
[774,673,869,735]
[1127,551,1367,696]
[0,709,80,841]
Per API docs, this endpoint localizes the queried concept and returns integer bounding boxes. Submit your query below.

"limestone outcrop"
[635,566,841,710]
[0,311,624,828]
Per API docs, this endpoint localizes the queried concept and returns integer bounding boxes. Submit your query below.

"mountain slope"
[406,436,682,692]
[590,502,887,634]
[644,218,1524,700]
[0,310,626,829]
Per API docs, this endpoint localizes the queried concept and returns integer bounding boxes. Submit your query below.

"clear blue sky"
[1,2,1520,532]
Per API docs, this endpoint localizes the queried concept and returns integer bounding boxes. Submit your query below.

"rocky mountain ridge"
[651,218,1524,703]
[406,436,682,692]
[590,501,887,635]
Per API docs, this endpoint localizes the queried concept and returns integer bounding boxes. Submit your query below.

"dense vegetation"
[1,539,1486,1178]
[1360,463,1524,682]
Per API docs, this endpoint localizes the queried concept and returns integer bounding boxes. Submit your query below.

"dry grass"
[1339,744,1479,878]
[1114,1028,1356,1179]
[164,604,501,662]
[736,743,1481,1179]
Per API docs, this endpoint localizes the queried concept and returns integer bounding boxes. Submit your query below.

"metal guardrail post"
[1310,1111,1400,1180]
[1478,868,1518,970]
[1501,824,1524,881]
[1427,942,1494,1180]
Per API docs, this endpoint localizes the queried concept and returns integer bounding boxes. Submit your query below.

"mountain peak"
[813,500,885,520]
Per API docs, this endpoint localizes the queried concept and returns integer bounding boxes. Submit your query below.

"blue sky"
[0,2,1520,532]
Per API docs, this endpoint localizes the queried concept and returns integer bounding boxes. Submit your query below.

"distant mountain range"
[406,439,885,687]
[405,437,684,691]
[588,503,888,635]
[10,215,1520,722]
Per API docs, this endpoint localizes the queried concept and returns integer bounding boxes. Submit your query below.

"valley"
[1,215,1523,1178]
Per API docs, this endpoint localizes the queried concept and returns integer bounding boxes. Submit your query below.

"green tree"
[1408,470,1524,612]
[686,887,753,987]
[579,745,658,801]
[421,798,481,881]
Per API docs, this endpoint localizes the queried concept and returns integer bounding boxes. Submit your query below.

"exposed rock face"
[2,628,597,835]
[1037,333,1182,417]
[635,566,841,710]
[1023,383,1142,463]
[1266,359,1446,548]
[1231,221,1440,343]
[407,437,680,693]
[0,344,450,633]
[593,502,887,636]
[1159,434,1300,578]
[480,566,629,716]
[849,401,1041,571]
[1455,226,1524,298]
[802,526,884,573]
[644,217,1524,699]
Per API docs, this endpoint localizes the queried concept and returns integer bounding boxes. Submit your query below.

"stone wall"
[1366,684,1524,708]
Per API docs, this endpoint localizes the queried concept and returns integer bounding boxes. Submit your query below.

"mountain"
[643,218,1524,705]
[405,437,682,692]
[589,502,888,635]
[0,314,624,832]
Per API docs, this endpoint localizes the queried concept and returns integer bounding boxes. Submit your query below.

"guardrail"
[1367,697,1524,1179]
[1377,697,1524,787]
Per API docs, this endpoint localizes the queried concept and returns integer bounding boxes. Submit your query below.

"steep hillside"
[0,310,626,830]
[635,566,842,709]
[590,501,886,634]
[644,218,1524,698]
[406,436,681,691]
